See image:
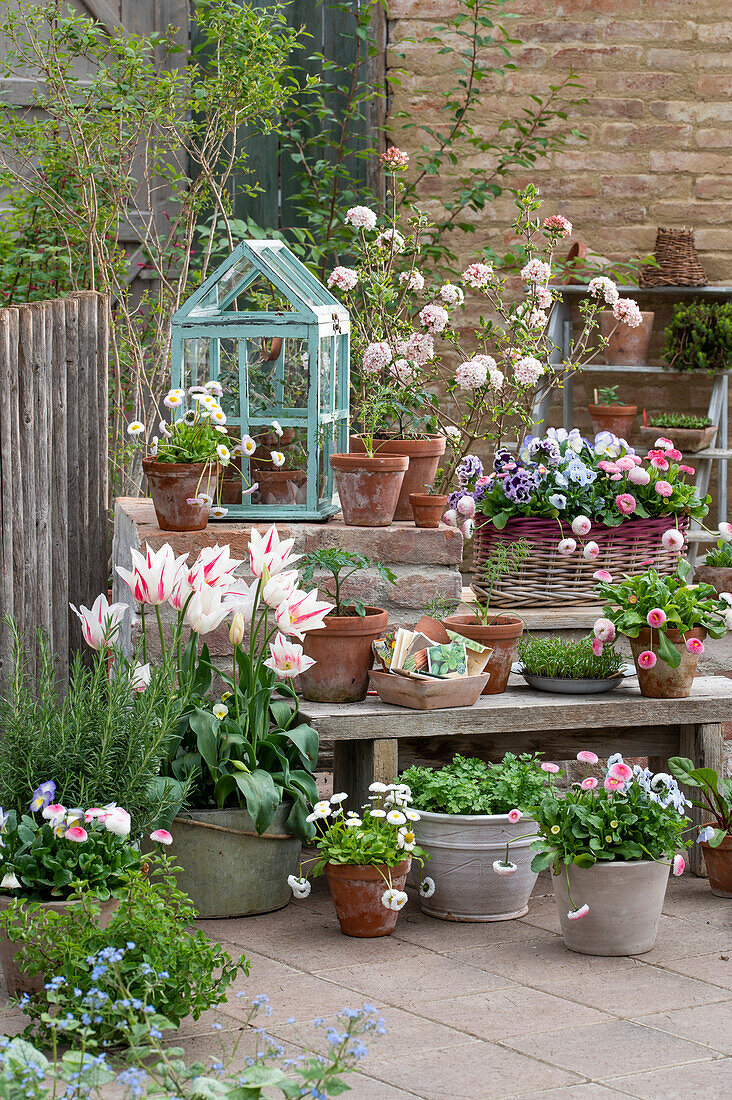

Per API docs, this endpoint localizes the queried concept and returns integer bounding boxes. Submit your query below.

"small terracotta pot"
[325,859,410,937]
[299,607,388,702]
[410,492,448,528]
[330,453,408,526]
[252,469,307,506]
[588,404,637,440]
[350,436,446,521]
[0,895,119,996]
[142,459,211,531]
[629,626,706,699]
[701,835,732,898]
[442,613,524,695]
[599,309,655,366]
[639,424,717,454]
[694,563,732,598]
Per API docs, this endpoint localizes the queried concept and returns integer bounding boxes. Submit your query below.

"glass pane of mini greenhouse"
[170,240,349,520]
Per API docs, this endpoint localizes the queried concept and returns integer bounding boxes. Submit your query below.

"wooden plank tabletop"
[300,674,732,741]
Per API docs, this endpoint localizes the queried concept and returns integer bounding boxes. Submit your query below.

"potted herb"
[598,306,654,366]
[503,752,691,955]
[669,757,732,898]
[403,753,550,921]
[298,548,396,702]
[518,634,625,694]
[127,380,255,530]
[640,413,717,454]
[0,783,144,995]
[444,540,529,694]
[288,786,426,937]
[595,558,728,698]
[409,480,449,528]
[663,299,732,373]
[587,385,637,439]
[695,538,732,596]
[331,385,410,526]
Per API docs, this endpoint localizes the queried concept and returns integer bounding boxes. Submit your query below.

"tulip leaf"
[284,722,319,768]
[234,769,279,833]
[288,769,319,804]
[189,708,220,773]
[285,796,314,843]
[269,698,294,730]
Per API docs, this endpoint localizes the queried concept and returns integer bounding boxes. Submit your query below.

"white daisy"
[386,809,406,826]
[381,888,408,912]
[418,877,436,898]
[127,421,145,436]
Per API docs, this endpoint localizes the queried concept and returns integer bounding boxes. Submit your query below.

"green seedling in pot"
[299,548,396,617]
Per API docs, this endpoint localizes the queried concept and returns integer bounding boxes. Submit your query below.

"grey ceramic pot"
[552,859,671,955]
[413,809,538,921]
[170,804,301,918]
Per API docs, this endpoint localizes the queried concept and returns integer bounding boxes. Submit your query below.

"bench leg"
[679,722,723,878]
[333,739,399,811]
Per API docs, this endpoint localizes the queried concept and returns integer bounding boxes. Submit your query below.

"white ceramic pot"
[413,809,538,921]
[552,858,671,955]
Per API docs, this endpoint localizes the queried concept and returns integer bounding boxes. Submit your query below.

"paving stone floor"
[2,871,730,1099]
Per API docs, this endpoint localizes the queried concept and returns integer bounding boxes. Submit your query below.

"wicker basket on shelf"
[640,228,707,288]
[472,515,690,608]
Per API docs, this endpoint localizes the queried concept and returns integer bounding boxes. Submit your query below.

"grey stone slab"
[243,922,425,971]
[503,1019,714,1079]
[539,963,729,1016]
[313,950,517,1002]
[632,999,732,1055]
[445,936,636,988]
[605,1057,732,1099]
[659,951,732,991]
[393,907,559,951]
[637,915,732,964]
[503,1087,633,1100]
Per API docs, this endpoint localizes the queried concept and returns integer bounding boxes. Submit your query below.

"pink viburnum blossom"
[615,493,637,515]
[685,637,705,655]
[543,214,573,238]
[439,282,464,307]
[588,276,619,305]
[455,358,488,390]
[637,650,657,669]
[593,618,616,643]
[461,262,493,289]
[591,637,603,656]
[593,569,613,582]
[380,147,409,171]
[655,480,673,498]
[613,297,643,327]
[345,205,376,230]
[362,342,392,375]
[389,358,416,385]
[327,266,358,292]
[662,528,685,552]
[374,228,405,252]
[399,269,425,292]
[581,776,598,790]
[419,303,449,333]
[520,258,552,284]
[401,331,434,365]
[536,286,553,309]
[578,750,599,764]
[513,356,544,387]
[647,608,667,627]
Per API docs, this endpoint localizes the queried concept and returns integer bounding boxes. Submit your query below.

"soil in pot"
[443,613,524,695]
[639,424,717,454]
[142,459,211,531]
[701,835,732,898]
[414,811,537,921]
[325,859,410,937]
[169,804,301,918]
[349,436,446,521]
[587,404,637,440]
[331,453,408,526]
[599,309,655,366]
[552,859,670,955]
[299,606,388,703]
[410,492,448,529]
[629,626,706,699]
[0,896,119,997]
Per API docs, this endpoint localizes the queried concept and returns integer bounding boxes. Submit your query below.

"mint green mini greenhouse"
[171,239,350,520]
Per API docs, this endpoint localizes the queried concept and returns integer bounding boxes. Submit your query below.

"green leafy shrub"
[518,635,625,680]
[1,855,245,1050]
[663,300,732,372]
[705,539,732,567]
[403,753,549,816]
[648,412,712,429]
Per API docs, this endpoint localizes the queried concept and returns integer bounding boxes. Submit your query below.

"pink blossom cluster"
[399,269,425,292]
[520,258,552,285]
[419,302,449,333]
[327,266,358,292]
[397,331,434,365]
[455,357,489,390]
[542,214,573,238]
[613,297,643,328]
[380,146,409,171]
[513,355,544,387]
[461,262,493,289]
[587,276,619,305]
[536,286,553,309]
[362,341,393,375]
[440,282,465,307]
[375,228,405,253]
[389,358,416,385]
[345,205,377,230]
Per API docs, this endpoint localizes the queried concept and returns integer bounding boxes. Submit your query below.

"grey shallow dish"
[521,672,623,695]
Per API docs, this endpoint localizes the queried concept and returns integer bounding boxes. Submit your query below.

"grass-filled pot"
[694,538,732,597]
[171,805,301,918]
[518,634,625,695]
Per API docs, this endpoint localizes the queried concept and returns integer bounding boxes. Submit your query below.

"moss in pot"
[518,634,625,694]
[298,549,396,702]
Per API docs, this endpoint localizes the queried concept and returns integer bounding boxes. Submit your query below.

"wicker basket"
[640,228,707,288]
[472,515,690,608]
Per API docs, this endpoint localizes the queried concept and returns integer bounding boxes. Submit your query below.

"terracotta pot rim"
[701,835,732,849]
[350,434,446,457]
[587,404,638,416]
[409,492,448,505]
[317,607,388,635]
[325,859,411,880]
[331,452,409,472]
[634,625,707,644]
[444,613,525,639]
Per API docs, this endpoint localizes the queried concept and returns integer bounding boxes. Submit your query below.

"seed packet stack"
[373,619,492,682]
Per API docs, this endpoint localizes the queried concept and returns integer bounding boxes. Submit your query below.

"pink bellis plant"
[494,753,690,921]
[113,526,333,842]
[595,557,728,673]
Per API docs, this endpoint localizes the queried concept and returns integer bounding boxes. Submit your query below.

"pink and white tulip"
[185,583,231,635]
[70,593,128,651]
[116,543,188,605]
[129,662,151,692]
[275,589,333,640]
[264,633,316,679]
[249,525,300,581]
[187,544,243,593]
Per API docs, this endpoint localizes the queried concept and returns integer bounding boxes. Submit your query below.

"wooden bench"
[300,674,732,876]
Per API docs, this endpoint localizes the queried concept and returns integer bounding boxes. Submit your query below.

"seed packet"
[425,640,468,678]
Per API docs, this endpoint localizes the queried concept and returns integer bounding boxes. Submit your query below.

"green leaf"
[190,708,220,773]
[668,756,702,788]
[234,770,279,833]
[284,795,315,843]
[530,850,555,872]
[573,853,595,868]
[284,722,319,769]
[269,698,294,729]
[657,630,681,669]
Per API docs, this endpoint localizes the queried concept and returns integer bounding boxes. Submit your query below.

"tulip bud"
[229,612,246,646]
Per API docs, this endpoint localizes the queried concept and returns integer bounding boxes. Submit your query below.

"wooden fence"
[0,291,109,678]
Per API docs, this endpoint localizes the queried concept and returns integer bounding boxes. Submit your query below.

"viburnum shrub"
[494,752,691,920]
[328,157,643,493]
[288,785,429,913]
[403,753,550,816]
[595,558,729,669]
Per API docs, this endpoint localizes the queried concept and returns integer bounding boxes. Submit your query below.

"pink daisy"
[685,637,704,655]
[647,608,667,627]
[608,761,633,783]
[637,649,657,669]
[577,750,599,764]
[581,777,598,790]
[541,762,560,773]
[655,480,673,498]
[567,904,590,920]
[593,569,613,582]
[672,854,686,877]
[591,638,603,656]
[615,493,637,515]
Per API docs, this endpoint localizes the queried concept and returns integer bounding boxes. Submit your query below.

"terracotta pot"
[299,607,388,702]
[142,459,211,531]
[639,424,717,454]
[552,859,670,955]
[409,492,448,529]
[694,563,732,598]
[629,626,706,699]
[599,309,655,366]
[330,453,408,526]
[252,469,307,506]
[350,436,446,521]
[325,859,410,937]
[0,895,119,996]
[701,835,732,898]
[587,404,637,440]
[443,613,524,695]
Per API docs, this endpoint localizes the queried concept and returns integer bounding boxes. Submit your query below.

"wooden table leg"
[680,722,723,877]
[333,739,399,812]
